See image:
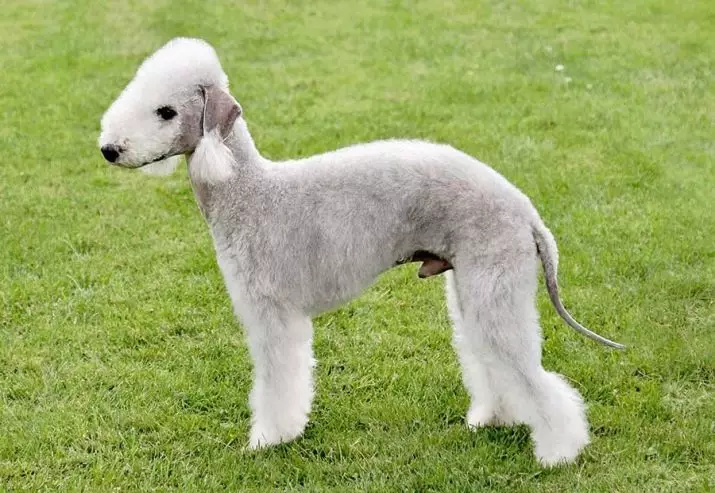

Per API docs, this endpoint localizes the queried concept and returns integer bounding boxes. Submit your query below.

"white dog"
[99,38,623,466]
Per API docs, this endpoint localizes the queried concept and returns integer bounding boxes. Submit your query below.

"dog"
[99,38,623,465]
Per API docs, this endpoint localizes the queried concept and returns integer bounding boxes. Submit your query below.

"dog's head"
[98,38,241,171]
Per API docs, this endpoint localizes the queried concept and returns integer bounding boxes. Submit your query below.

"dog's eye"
[156,106,177,120]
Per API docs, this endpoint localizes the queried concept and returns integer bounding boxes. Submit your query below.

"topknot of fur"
[131,38,229,95]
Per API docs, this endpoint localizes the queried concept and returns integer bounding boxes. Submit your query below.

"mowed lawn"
[1,1,713,491]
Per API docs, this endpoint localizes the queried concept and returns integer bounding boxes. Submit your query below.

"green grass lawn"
[1,1,713,491]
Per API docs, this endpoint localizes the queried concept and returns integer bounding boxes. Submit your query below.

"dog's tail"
[532,222,625,349]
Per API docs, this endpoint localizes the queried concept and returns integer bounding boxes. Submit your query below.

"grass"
[1,0,713,491]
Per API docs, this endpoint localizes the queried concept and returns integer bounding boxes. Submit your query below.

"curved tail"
[532,223,625,350]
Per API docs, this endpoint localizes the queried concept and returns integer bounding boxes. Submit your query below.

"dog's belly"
[298,249,453,315]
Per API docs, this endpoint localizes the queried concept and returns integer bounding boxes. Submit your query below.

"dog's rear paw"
[467,403,522,429]
[534,438,588,467]
[492,407,520,427]
[247,432,274,450]
[466,405,497,428]
[533,424,590,467]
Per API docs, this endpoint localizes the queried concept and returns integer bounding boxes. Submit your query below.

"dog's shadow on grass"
[244,417,540,464]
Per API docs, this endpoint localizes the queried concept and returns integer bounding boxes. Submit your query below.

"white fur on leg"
[491,364,590,466]
[445,272,499,428]
[243,311,314,450]
[531,372,590,466]
[248,338,314,449]
[453,262,589,465]
[446,271,520,428]
[460,353,498,428]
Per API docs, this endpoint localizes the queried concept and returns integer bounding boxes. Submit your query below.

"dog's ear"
[201,85,242,138]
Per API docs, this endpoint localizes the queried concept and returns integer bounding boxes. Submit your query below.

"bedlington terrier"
[98,38,623,466]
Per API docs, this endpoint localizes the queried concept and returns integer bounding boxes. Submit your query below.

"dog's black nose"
[101,145,121,163]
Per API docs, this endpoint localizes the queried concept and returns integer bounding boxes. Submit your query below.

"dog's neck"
[187,118,265,221]
[224,118,263,167]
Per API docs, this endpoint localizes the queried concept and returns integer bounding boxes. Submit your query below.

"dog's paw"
[247,429,287,450]
[534,438,588,467]
[466,405,497,428]
[247,417,306,450]
[532,424,590,467]
[492,407,520,427]
[247,431,277,450]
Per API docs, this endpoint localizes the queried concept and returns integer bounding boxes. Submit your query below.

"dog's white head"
[99,38,241,171]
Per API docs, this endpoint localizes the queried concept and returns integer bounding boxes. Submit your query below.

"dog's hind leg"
[454,253,589,466]
[238,303,315,449]
[445,271,502,427]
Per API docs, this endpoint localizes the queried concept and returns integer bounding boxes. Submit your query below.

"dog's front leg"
[239,304,315,449]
